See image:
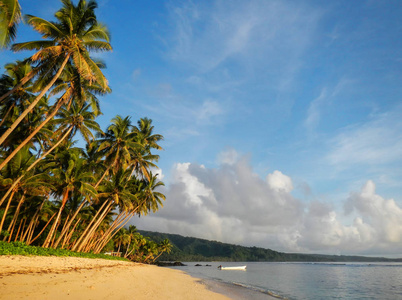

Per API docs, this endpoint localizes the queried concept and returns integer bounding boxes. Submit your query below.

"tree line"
[0,0,171,262]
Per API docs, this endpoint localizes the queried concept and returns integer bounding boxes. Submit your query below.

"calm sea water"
[170,262,402,300]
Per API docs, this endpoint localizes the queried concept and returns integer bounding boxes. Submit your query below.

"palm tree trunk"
[21,196,46,243]
[0,92,70,171]
[0,53,70,146]
[42,189,69,248]
[92,198,148,254]
[53,199,87,248]
[70,200,110,251]
[0,103,15,128]
[0,176,22,207]
[0,189,16,235]
[28,212,57,245]
[94,164,112,188]
[0,70,36,103]
[89,211,125,253]
[6,193,25,241]
[93,211,134,254]
[14,217,25,242]
[0,126,73,221]
[73,201,113,252]
[62,217,81,249]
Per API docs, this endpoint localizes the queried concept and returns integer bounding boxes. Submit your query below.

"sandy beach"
[0,256,231,300]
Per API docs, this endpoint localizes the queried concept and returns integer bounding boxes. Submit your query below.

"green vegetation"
[142,231,402,262]
[0,0,167,263]
[0,241,127,261]
[111,226,172,263]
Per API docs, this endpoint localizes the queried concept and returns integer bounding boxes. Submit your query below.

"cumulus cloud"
[132,151,402,256]
[266,170,293,193]
[345,180,402,246]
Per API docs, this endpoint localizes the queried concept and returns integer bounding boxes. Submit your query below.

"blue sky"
[3,0,402,256]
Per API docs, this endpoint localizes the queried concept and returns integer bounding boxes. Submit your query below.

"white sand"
[0,256,231,300]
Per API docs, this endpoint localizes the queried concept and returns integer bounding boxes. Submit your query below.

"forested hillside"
[140,230,402,262]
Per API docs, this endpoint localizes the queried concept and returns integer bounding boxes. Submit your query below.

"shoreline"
[201,278,281,300]
[0,255,231,300]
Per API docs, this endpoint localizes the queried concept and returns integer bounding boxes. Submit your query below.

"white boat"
[218,265,247,270]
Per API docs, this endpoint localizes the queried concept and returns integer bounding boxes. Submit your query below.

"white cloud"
[345,180,402,245]
[197,100,223,123]
[133,151,402,256]
[305,79,354,136]
[304,88,328,134]
[266,170,293,193]
[163,0,321,90]
[327,106,402,168]
[217,148,239,166]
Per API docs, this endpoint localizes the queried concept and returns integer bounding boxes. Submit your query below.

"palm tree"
[0,0,21,48]
[133,118,163,153]
[0,145,50,236]
[91,173,165,254]
[0,62,109,172]
[153,239,172,262]
[42,148,97,248]
[0,61,33,129]
[95,115,137,186]
[133,172,165,216]
[73,168,137,252]
[0,0,111,146]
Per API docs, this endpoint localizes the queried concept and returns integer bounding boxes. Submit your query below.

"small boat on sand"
[218,265,246,270]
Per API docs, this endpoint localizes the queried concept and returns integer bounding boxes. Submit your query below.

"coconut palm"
[42,147,96,248]
[95,115,137,186]
[133,118,163,153]
[0,145,50,236]
[0,61,33,129]
[0,0,21,48]
[73,168,137,252]
[153,239,172,262]
[0,0,111,146]
[0,62,109,172]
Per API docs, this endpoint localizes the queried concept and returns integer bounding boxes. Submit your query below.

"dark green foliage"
[140,231,402,263]
[0,241,128,261]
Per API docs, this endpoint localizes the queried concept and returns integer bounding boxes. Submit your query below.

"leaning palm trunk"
[0,70,36,103]
[0,126,74,223]
[0,53,70,146]
[93,210,138,254]
[42,189,69,248]
[70,200,110,251]
[28,212,57,245]
[94,165,112,188]
[0,91,71,171]
[73,201,113,252]
[92,199,149,253]
[0,103,15,128]
[0,189,16,235]
[6,193,25,241]
[87,211,127,253]
[62,217,81,249]
[21,196,47,243]
[53,199,88,248]
[13,217,25,242]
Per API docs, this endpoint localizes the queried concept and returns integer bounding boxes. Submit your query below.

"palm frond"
[24,15,63,38]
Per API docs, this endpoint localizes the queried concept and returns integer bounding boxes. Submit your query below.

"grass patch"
[0,241,129,261]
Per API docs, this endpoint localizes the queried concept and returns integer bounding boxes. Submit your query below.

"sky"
[2,0,402,257]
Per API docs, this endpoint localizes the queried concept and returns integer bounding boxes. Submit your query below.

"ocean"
[170,262,402,299]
